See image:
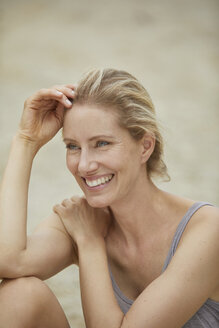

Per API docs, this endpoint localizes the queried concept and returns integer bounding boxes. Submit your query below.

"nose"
[78,148,98,176]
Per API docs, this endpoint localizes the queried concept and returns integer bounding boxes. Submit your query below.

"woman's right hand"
[17,84,76,149]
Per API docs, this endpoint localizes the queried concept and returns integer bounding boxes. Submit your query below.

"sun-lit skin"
[62,104,150,209]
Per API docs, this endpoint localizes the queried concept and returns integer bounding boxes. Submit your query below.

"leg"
[0,277,70,328]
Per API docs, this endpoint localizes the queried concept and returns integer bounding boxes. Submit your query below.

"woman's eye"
[66,144,80,150]
[96,141,109,147]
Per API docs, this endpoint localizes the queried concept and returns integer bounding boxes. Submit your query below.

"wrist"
[13,133,41,155]
[77,235,105,255]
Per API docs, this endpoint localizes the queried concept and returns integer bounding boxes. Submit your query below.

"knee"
[0,277,69,328]
[0,276,48,307]
[0,277,49,327]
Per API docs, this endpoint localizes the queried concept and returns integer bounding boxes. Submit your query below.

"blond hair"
[74,68,169,181]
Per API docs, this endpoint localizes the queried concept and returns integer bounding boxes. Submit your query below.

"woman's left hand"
[53,197,112,246]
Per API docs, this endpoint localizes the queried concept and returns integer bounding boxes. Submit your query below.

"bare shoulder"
[186,204,219,239]
[170,203,219,299]
[195,203,219,219]
[32,209,75,250]
[34,209,69,235]
[33,209,79,265]
[178,203,219,255]
[34,195,83,235]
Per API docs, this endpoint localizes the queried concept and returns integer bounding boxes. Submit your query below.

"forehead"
[63,103,122,139]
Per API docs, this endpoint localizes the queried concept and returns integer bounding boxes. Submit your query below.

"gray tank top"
[109,202,219,327]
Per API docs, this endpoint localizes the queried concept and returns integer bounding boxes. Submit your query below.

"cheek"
[66,155,77,174]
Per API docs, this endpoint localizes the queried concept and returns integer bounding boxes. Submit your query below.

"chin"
[85,196,111,209]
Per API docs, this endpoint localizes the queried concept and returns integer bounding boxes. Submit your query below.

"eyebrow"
[63,135,116,143]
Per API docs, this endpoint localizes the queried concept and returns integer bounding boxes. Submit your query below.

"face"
[63,104,146,208]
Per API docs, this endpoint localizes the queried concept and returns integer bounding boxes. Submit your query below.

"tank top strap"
[162,201,213,272]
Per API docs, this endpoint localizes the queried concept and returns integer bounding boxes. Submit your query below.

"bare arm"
[55,199,219,328]
[1,211,78,280]
[0,85,77,279]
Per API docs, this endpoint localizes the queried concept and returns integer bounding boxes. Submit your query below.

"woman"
[0,68,218,328]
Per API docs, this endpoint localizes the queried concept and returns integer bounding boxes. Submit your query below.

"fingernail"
[56,90,63,95]
[71,90,75,95]
[66,99,72,106]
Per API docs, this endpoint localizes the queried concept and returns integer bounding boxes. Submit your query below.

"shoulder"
[184,204,219,241]
[177,203,219,256]
[168,203,219,290]
[33,210,74,249]
[166,193,219,242]
[33,210,79,265]
[34,210,68,233]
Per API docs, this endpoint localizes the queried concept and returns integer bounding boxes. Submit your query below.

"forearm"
[0,135,38,253]
[78,238,124,328]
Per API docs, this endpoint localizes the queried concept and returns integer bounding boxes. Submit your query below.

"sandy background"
[0,0,218,326]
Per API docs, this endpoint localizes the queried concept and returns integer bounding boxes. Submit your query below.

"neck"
[109,176,166,246]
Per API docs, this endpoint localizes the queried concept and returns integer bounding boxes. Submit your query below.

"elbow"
[110,314,127,328]
[0,248,23,279]
[120,315,128,328]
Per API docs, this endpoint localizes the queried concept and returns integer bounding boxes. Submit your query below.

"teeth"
[85,174,113,187]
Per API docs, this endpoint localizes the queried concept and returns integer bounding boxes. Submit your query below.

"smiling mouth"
[83,174,114,188]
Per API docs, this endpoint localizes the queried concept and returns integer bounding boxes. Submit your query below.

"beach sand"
[0,0,218,326]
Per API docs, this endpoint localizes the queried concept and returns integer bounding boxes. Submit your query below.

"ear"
[140,133,155,164]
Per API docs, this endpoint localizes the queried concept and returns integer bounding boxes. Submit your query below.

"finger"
[31,88,62,101]
[53,204,62,214]
[55,102,65,124]
[70,196,81,204]
[61,198,73,207]
[37,87,74,109]
[80,197,90,207]
[53,89,73,108]
[55,92,73,109]
[65,83,77,90]
[54,88,74,109]
[52,85,76,100]
[30,88,71,109]
[53,203,70,217]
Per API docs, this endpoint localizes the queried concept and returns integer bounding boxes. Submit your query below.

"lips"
[83,174,114,187]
